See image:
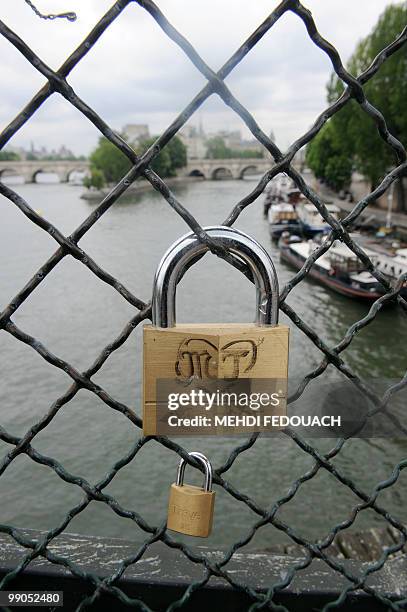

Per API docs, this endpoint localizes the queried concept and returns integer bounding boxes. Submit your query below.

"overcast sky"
[0,0,398,155]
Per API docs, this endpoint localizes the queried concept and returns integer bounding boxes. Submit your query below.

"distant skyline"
[0,0,398,155]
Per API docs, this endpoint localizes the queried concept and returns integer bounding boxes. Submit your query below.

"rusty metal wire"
[1,0,407,609]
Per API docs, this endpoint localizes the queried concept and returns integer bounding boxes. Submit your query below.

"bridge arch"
[211,166,234,180]
[65,167,89,182]
[239,164,260,179]
[188,168,206,179]
[0,167,26,184]
[0,167,18,179]
[32,169,44,183]
[32,168,61,183]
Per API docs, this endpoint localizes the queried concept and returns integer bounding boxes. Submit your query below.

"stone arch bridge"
[185,157,302,180]
[0,157,303,184]
[0,160,90,183]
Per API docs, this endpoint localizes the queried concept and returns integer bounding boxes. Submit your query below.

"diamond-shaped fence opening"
[0,0,407,610]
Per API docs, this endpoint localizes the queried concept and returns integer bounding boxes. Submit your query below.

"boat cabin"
[268,202,297,223]
[328,242,377,274]
[297,202,341,234]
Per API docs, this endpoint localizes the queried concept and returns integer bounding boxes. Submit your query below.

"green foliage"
[83,168,105,190]
[137,136,187,177]
[0,150,20,161]
[137,137,173,177]
[166,136,187,169]
[206,136,230,159]
[42,154,77,161]
[325,155,354,192]
[309,2,407,189]
[14,151,83,161]
[306,121,353,190]
[89,135,187,183]
[205,136,263,159]
[90,137,132,184]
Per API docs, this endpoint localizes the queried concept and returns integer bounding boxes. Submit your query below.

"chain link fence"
[0,0,407,609]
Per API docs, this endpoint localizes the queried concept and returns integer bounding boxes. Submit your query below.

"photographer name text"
[167,415,341,428]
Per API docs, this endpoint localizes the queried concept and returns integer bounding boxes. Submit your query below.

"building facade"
[123,124,150,145]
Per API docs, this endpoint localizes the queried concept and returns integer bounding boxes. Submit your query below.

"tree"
[137,137,173,177]
[166,136,187,170]
[306,121,353,190]
[308,3,407,193]
[347,2,407,190]
[205,136,263,159]
[88,135,187,183]
[236,149,263,159]
[83,168,105,190]
[89,137,132,184]
[0,150,20,161]
[136,136,187,177]
[206,136,231,159]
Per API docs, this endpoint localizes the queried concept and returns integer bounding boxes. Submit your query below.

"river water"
[1,178,406,551]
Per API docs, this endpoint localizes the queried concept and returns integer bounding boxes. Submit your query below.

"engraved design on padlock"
[167,452,215,537]
[143,225,289,436]
[175,338,218,381]
[220,338,258,378]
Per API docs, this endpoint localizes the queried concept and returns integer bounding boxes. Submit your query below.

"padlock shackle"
[176,451,213,492]
[152,226,279,328]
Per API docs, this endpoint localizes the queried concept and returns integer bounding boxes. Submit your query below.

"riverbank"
[318,182,407,235]
[80,175,202,202]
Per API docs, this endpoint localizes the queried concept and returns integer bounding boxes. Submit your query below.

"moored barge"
[279,235,384,300]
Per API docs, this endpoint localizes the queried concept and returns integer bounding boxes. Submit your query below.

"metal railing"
[0,0,407,609]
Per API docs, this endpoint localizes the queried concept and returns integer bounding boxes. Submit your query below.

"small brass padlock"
[143,225,289,435]
[167,452,215,537]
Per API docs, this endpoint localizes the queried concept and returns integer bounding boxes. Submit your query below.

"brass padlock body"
[143,323,289,435]
[167,483,215,537]
[142,226,288,436]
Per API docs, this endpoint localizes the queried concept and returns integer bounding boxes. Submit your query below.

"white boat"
[279,236,384,300]
[374,248,407,281]
[268,202,299,239]
[263,174,294,217]
[356,237,407,287]
[297,201,341,236]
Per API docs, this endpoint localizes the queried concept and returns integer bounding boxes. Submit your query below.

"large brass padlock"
[143,225,289,436]
[167,452,215,537]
